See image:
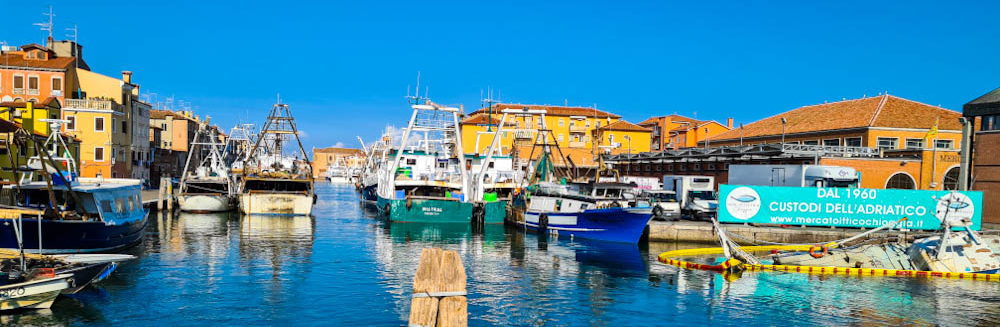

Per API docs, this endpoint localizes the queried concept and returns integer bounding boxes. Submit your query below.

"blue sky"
[4,1,998,150]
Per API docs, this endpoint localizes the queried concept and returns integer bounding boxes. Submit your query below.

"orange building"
[639,114,732,150]
[609,94,964,191]
[0,43,74,104]
[311,147,365,179]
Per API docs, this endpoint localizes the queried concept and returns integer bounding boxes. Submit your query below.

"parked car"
[639,190,681,221]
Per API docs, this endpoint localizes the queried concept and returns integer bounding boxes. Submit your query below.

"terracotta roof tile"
[470,103,621,119]
[595,120,651,132]
[0,53,75,70]
[460,113,502,125]
[711,95,961,141]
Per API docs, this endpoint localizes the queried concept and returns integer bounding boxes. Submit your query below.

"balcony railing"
[65,98,123,112]
[513,129,535,140]
[568,125,588,133]
[568,141,587,148]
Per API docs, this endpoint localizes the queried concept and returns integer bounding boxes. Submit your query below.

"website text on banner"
[718,185,983,230]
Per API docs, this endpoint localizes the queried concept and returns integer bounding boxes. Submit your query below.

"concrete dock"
[649,220,893,244]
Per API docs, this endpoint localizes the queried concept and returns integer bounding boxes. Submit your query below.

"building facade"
[609,95,964,191]
[0,100,80,182]
[311,147,365,179]
[963,87,1000,224]
[638,115,733,151]
[0,43,74,104]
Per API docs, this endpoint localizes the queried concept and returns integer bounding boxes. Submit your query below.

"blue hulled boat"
[515,182,653,244]
[0,179,149,253]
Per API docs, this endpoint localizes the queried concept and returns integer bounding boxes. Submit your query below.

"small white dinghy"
[0,272,73,310]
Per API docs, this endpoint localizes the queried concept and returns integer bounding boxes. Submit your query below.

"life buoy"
[809,245,828,259]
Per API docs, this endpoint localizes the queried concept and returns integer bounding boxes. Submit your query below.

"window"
[51,76,62,95]
[122,120,128,134]
[161,123,167,130]
[655,165,661,171]
[943,167,961,190]
[95,117,105,132]
[982,115,999,131]
[708,164,717,170]
[905,138,924,149]
[845,137,862,147]
[823,139,840,146]
[559,119,564,127]
[679,164,687,171]
[66,116,76,130]
[112,118,117,133]
[935,140,953,149]
[100,200,113,213]
[693,163,701,171]
[886,173,916,189]
[803,140,819,145]
[13,74,24,94]
[557,134,564,142]
[27,76,39,95]
[786,141,800,145]
[666,164,673,172]
[585,120,591,127]
[876,137,898,150]
[94,147,105,161]
[406,158,416,165]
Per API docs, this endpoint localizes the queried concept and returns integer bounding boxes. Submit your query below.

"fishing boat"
[0,270,72,310]
[237,100,315,216]
[358,132,392,204]
[376,99,473,223]
[324,161,352,184]
[178,123,235,213]
[507,111,653,243]
[0,119,148,253]
[468,107,529,224]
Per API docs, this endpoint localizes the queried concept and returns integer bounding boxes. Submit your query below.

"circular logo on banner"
[726,187,761,220]
[936,192,975,224]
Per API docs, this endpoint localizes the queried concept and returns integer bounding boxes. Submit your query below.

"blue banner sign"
[718,185,983,230]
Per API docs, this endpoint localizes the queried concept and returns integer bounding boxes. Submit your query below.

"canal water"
[6,184,1000,326]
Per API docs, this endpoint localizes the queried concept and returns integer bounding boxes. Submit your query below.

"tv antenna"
[34,5,55,41]
[405,71,426,105]
[481,86,501,132]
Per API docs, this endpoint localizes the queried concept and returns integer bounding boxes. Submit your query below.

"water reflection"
[4,185,1000,326]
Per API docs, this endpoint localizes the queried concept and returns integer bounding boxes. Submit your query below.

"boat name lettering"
[0,287,26,299]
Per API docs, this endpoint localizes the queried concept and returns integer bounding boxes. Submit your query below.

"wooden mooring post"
[408,248,467,327]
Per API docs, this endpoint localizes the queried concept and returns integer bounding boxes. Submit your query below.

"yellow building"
[638,115,733,150]
[0,99,80,182]
[63,69,138,178]
[591,121,652,155]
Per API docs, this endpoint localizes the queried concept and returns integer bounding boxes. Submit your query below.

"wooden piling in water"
[409,248,467,327]
[157,177,166,210]
[166,176,174,212]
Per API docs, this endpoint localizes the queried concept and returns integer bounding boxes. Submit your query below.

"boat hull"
[483,200,507,224]
[518,207,653,243]
[0,274,71,310]
[361,184,378,203]
[376,196,473,223]
[178,194,235,213]
[56,262,114,294]
[0,214,148,254]
[327,176,351,184]
[239,193,313,216]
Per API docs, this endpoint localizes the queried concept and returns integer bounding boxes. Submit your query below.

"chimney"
[122,71,132,84]
[727,117,734,129]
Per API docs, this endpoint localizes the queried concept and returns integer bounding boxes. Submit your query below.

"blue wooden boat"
[516,183,653,244]
[0,179,148,254]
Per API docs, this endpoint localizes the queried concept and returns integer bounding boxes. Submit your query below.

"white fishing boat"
[237,100,315,216]
[0,272,73,310]
[179,123,236,213]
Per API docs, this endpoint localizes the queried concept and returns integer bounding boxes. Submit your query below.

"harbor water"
[7,184,1000,326]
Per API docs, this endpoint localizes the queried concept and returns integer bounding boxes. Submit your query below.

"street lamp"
[780,117,787,145]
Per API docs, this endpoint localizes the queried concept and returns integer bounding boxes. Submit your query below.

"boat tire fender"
[652,206,663,218]
[406,198,413,210]
[538,213,548,232]
[809,245,828,259]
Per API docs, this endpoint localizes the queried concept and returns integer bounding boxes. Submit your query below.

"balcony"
[513,129,535,140]
[568,141,587,148]
[568,125,588,133]
[65,99,123,112]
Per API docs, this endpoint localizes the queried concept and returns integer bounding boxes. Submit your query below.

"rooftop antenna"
[34,5,55,42]
[482,86,501,132]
